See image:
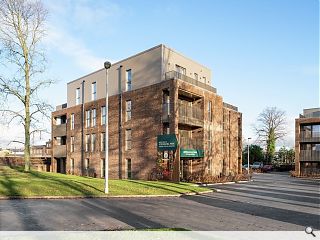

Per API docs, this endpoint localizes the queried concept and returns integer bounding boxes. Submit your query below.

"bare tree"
[254,107,287,162]
[0,0,53,171]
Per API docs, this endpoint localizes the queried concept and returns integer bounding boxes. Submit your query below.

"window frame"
[91,82,97,101]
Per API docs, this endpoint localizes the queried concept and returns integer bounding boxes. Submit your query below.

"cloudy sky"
[0,0,318,149]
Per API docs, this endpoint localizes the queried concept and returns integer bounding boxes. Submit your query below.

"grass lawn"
[0,166,209,197]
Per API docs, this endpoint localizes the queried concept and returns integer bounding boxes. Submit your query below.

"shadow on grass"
[127,180,200,194]
[1,166,104,196]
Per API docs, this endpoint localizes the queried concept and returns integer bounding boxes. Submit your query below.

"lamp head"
[104,61,111,69]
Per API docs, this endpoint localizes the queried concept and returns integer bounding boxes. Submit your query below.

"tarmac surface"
[0,172,319,230]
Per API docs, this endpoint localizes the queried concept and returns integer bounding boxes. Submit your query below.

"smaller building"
[30,140,52,172]
[295,108,320,176]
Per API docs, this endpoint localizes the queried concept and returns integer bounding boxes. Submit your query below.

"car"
[261,164,273,172]
[251,162,264,169]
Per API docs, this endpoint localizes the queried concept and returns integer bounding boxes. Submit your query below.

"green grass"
[0,166,208,197]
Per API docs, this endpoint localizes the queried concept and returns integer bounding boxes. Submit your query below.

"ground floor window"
[70,158,74,174]
[126,158,132,179]
[101,159,105,178]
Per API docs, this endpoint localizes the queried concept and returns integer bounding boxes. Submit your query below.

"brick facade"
[52,79,242,181]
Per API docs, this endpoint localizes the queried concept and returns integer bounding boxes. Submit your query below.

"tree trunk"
[24,52,31,172]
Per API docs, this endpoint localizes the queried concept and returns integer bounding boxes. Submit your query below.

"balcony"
[300,150,320,162]
[53,123,67,137]
[165,71,217,93]
[300,132,320,143]
[53,145,66,158]
[178,102,203,128]
[180,137,203,149]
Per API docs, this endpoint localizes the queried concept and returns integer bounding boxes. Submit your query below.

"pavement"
[0,172,319,231]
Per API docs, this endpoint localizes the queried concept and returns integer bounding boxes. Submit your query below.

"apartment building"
[51,44,242,181]
[295,108,320,176]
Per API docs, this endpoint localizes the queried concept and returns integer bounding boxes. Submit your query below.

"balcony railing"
[52,123,67,137]
[165,71,217,93]
[300,150,320,161]
[53,145,66,158]
[300,132,320,143]
[178,102,203,127]
[180,137,203,149]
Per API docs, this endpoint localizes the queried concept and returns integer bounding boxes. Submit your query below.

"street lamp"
[247,137,251,181]
[104,61,111,194]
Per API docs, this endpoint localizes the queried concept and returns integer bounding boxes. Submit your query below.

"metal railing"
[180,137,203,149]
[300,150,320,161]
[178,101,203,127]
[300,132,320,143]
[165,71,217,93]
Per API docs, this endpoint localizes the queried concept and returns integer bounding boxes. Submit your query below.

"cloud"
[44,25,106,72]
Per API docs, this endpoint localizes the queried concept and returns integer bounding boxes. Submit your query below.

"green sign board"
[180,149,204,158]
[157,134,178,151]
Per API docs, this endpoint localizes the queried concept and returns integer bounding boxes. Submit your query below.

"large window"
[301,124,320,138]
[91,134,96,152]
[125,129,132,150]
[85,134,90,152]
[76,88,80,105]
[126,69,132,91]
[70,113,75,130]
[126,100,132,121]
[101,106,106,125]
[101,132,106,151]
[101,159,105,178]
[92,109,96,127]
[175,64,186,75]
[208,101,212,122]
[70,136,74,152]
[91,82,97,101]
[70,158,74,174]
[86,110,91,128]
[85,158,89,170]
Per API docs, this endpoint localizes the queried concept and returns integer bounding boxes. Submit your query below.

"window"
[86,110,91,128]
[85,134,90,152]
[194,73,198,80]
[70,158,74,174]
[91,134,96,152]
[163,124,170,134]
[125,129,132,150]
[126,100,132,121]
[91,82,97,101]
[85,158,89,170]
[101,159,105,178]
[101,106,106,125]
[208,159,212,172]
[208,101,212,122]
[92,109,96,127]
[126,158,132,179]
[70,113,74,130]
[126,69,132,91]
[175,64,186,75]
[76,88,80,105]
[101,132,106,151]
[203,76,207,83]
[70,136,74,152]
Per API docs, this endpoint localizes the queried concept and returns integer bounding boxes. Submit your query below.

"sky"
[0,0,319,149]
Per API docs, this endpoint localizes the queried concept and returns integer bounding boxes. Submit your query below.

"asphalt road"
[0,172,319,231]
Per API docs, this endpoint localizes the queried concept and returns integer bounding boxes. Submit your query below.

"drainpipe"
[118,65,123,179]
[81,80,85,176]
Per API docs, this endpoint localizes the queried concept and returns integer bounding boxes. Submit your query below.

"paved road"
[0,172,319,231]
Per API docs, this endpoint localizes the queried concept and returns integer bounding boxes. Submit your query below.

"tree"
[243,144,264,164]
[254,107,287,163]
[0,0,52,171]
[277,146,295,164]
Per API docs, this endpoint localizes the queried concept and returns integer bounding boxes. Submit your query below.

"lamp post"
[247,137,251,181]
[104,61,111,194]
